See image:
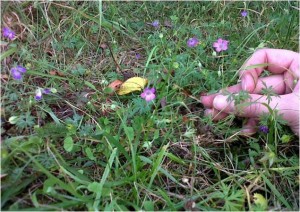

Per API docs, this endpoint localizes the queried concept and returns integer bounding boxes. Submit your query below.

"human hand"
[201,48,299,136]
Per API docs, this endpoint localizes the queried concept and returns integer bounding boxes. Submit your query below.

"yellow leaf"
[117,77,148,95]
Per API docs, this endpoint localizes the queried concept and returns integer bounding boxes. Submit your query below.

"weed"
[1,1,299,211]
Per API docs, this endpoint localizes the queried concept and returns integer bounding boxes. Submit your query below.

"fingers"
[201,74,286,110]
[204,108,228,121]
[253,75,286,94]
[240,118,259,135]
[212,94,281,118]
[240,48,299,93]
[201,84,242,108]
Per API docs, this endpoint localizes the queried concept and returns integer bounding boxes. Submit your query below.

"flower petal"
[145,93,156,102]
[215,47,222,52]
[16,65,26,73]
[11,68,22,80]
[213,42,219,48]
[150,88,156,93]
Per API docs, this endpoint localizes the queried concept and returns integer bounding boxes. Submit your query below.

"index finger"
[240,48,299,93]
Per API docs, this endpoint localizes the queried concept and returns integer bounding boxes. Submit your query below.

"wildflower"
[141,87,156,102]
[10,65,27,80]
[2,27,16,40]
[259,125,269,134]
[135,53,141,59]
[187,37,199,48]
[35,88,43,101]
[213,38,229,52]
[241,10,248,17]
[151,20,159,28]
[35,88,53,101]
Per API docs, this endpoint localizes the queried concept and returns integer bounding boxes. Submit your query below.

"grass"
[1,1,299,211]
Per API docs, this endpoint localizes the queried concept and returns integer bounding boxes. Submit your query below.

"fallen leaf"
[182,116,189,123]
[117,77,148,95]
[1,74,9,80]
[108,79,123,91]
[100,43,108,49]
[50,70,65,77]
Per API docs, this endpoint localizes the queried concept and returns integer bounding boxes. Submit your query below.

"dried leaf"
[117,77,148,95]
[50,70,65,77]
[107,79,123,93]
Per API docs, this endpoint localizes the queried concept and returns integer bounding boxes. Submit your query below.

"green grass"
[1,1,299,211]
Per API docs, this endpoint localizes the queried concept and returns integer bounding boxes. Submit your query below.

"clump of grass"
[1,1,299,211]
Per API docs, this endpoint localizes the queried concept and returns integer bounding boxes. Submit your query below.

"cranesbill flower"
[15,65,27,73]
[35,88,53,101]
[2,27,15,40]
[187,37,199,48]
[259,125,269,134]
[42,88,51,94]
[10,65,27,80]
[141,88,156,102]
[35,88,43,101]
[241,10,248,17]
[213,38,229,52]
[135,53,141,59]
[151,20,159,28]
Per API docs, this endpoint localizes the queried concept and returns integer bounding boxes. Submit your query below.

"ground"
[1,1,299,211]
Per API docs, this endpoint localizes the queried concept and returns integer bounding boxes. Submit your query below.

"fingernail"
[240,128,256,135]
[213,95,227,110]
[241,74,252,91]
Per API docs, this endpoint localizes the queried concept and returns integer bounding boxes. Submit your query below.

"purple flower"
[135,53,141,59]
[241,10,248,17]
[10,65,27,80]
[15,65,27,73]
[151,20,160,28]
[35,88,53,101]
[187,37,199,48]
[213,38,229,52]
[42,88,51,94]
[141,88,156,102]
[35,88,43,101]
[2,27,16,40]
[259,125,269,134]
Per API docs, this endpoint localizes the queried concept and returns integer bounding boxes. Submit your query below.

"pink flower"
[213,38,229,52]
[187,37,199,48]
[141,88,156,102]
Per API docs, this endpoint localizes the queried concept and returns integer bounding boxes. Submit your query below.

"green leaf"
[253,193,268,210]
[85,147,96,161]
[281,134,292,143]
[0,47,17,61]
[93,148,117,210]
[87,182,101,193]
[143,201,154,211]
[124,127,134,142]
[8,116,19,124]
[103,87,114,94]
[63,137,74,152]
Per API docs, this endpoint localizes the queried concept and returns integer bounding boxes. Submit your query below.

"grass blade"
[93,148,117,210]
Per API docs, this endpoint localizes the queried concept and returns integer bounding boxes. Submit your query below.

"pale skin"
[201,48,299,136]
